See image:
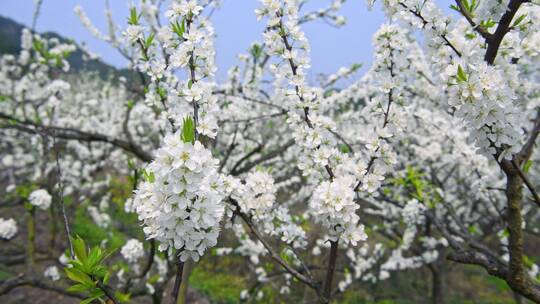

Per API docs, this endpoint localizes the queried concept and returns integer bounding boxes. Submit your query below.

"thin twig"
[52,130,74,259]
[511,160,540,208]
[170,261,185,304]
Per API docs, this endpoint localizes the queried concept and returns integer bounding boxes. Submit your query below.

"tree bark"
[322,241,339,303]
[26,209,36,270]
[500,163,540,302]
[506,172,526,288]
[170,261,185,304]
[429,265,445,304]
[178,260,193,304]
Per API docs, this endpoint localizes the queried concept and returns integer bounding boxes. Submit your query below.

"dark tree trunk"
[430,265,444,304]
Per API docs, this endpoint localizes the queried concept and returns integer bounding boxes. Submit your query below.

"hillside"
[0,15,138,81]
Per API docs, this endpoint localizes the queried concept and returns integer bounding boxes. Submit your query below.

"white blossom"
[133,135,225,262]
[121,239,145,264]
[44,266,60,281]
[0,218,17,240]
[29,189,52,210]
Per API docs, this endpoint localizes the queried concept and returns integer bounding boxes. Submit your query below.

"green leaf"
[350,63,362,72]
[250,43,263,60]
[171,18,186,38]
[156,86,167,99]
[65,268,94,286]
[86,246,102,271]
[115,291,132,303]
[142,169,155,183]
[67,283,91,293]
[33,39,44,53]
[512,14,527,27]
[92,265,109,279]
[79,297,97,304]
[181,116,195,144]
[338,144,350,154]
[470,0,478,12]
[465,33,476,40]
[103,271,111,285]
[456,65,468,82]
[461,0,470,11]
[72,236,88,264]
[523,160,533,173]
[128,7,139,25]
[480,19,496,29]
[145,33,155,48]
[87,288,105,298]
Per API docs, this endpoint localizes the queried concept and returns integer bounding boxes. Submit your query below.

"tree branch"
[0,112,152,162]
[484,0,524,64]
[229,199,319,292]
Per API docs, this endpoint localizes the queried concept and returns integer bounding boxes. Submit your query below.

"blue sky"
[1,1,390,81]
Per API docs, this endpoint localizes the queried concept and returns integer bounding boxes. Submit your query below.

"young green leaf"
[65,268,94,287]
[523,160,533,173]
[512,14,527,27]
[128,7,140,25]
[145,33,155,49]
[72,236,88,264]
[456,65,468,82]
[181,116,195,144]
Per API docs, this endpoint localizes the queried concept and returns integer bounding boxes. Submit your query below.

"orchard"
[1,0,540,303]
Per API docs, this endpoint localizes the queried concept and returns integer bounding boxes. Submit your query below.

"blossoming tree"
[1,0,540,303]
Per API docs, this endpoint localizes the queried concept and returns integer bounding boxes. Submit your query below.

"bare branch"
[0,112,152,162]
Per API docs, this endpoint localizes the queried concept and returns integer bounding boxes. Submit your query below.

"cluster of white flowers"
[225,173,307,248]
[124,25,144,43]
[87,206,111,228]
[2,0,537,298]
[446,61,522,158]
[375,0,529,159]
[344,24,411,193]
[120,0,229,264]
[402,199,426,226]
[44,266,60,281]
[235,171,276,219]
[380,249,424,272]
[257,0,372,246]
[165,0,203,20]
[125,0,220,135]
[475,0,510,23]
[0,218,17,240]
[132,134,225,262]
[259,0,335,172]
[29,189,52,210]
[310,176,367,245]
[377,0,452,49]
[120,239,145,264]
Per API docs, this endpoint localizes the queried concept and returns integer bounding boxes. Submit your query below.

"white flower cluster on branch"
[0,218,17,240]
[446,61,522,158]
[133,134,225,261]
[310,176,366,245]
[258,0,368,246]
[121,239,145,264]
[44,266,60,281]
[29,189,52,210]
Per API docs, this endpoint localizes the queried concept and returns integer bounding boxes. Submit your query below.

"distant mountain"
[0,15,140,82]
